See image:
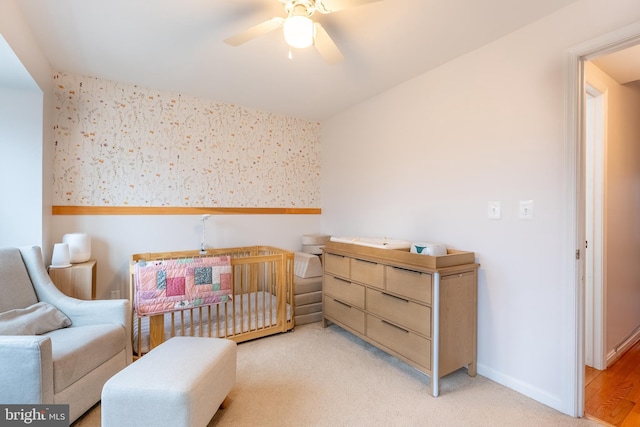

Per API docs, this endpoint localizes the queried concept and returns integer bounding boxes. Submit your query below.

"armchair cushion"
[45,324,126,393]
[0,248,38,312]
[0,302,72,335]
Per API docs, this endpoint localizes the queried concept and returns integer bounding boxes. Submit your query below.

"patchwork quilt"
[134,256,232,316]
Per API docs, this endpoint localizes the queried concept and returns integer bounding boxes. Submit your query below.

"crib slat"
[136,317,142,359]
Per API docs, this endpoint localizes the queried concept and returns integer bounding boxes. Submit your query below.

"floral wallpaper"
[52,73,321,207]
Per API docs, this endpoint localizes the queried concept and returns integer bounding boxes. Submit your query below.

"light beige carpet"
[73,322,602,427]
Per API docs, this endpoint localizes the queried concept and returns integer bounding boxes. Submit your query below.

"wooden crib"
[130,246,294,355]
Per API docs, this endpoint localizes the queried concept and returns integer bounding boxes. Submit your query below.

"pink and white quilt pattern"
[134,256,232,316]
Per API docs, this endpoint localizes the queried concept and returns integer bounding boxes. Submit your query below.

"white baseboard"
[607,327,640,367]
[477,363,565,414]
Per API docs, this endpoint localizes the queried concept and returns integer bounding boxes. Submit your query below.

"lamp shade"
[283,15,314,49]
[62,233,91,263]
[51,243,71,268]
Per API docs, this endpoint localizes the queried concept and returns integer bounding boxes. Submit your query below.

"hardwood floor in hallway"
[585,339,640,426]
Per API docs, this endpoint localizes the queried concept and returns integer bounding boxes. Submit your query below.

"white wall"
[0,86,42,247]
[586,62,640,358]
[321,0,640,415]
[605,79,640,355]
[0,0,54,252]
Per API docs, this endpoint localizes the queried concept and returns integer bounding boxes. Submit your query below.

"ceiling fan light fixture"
[283,15,314,49]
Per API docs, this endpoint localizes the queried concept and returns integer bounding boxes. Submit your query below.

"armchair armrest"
[52,298,130,328]
[19,245,130,325]
[0,336,53,404]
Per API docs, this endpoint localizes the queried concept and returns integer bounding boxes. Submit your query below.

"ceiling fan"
[224,0,382,64]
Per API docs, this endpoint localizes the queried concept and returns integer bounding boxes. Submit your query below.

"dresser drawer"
[366,288,431,337]
[323,274,365,308]
[325,295,365,334]
[385,266,432,304]
[324,253,350,278]
[350,258,384,288]
[367,314,431,369]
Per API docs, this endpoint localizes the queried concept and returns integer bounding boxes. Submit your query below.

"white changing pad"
[330,236,412,250]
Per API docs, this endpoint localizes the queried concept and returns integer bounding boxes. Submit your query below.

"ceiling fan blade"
[224,17,284,46]
[314,23,344,65]
[316,0,383,14]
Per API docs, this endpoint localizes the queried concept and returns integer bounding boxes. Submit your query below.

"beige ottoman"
[102,336,236,427]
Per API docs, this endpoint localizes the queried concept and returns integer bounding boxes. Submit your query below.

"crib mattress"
[296,302,322,316]
[294,276,323,295]
[295,312,323,325]
[294,291,322,306]
[134,291,291,354]
[301,234,331,245]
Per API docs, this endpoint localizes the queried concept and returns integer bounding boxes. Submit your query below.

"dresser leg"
[430,376,440,397]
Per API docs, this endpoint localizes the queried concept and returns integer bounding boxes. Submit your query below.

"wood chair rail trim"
[52,206,321,215]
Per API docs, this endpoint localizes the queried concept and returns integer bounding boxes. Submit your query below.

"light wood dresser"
[322,241,479,396]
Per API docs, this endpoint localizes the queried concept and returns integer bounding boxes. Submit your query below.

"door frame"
[565,21,640,417]
[584,83,606,371]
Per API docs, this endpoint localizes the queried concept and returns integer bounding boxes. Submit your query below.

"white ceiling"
[592,44,640,85]
[14,0,583,121]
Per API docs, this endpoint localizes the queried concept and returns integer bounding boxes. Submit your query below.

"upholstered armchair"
[0,246,132,423]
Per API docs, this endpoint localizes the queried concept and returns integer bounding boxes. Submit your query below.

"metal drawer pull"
[334,300,352,309]
[356,258,377,265]
[442,271,472,279]
[335,277,351,284]
[382,292,409,303]
[392,266,422,275]
[382,320,409,333]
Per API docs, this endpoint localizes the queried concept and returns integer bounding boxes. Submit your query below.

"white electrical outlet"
[519,200,534,220]
[488,201,501,220]
[111,290,120,299]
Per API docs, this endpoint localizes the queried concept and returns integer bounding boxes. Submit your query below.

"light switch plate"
[488,201,501,220]
[519,200,534,220]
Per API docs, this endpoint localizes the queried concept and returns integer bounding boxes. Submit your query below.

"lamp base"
[50,264,72,269]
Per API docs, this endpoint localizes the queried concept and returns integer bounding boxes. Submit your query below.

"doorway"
[583,47,640,370]
[567,22,640,418]
[582,52,640,424]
